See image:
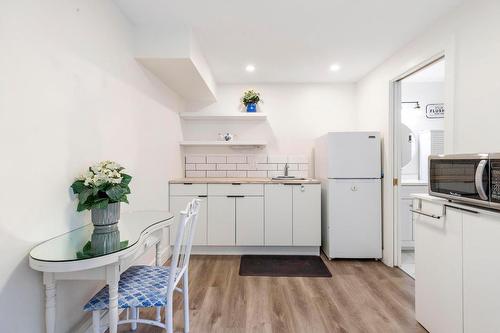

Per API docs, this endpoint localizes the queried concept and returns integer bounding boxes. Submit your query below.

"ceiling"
[402,59,445,83]
[115,0,463,83]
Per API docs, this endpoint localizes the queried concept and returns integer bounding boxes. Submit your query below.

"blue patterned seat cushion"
[84,265,175,312]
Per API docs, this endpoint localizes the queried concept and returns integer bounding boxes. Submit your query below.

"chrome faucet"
[284,163,289,177]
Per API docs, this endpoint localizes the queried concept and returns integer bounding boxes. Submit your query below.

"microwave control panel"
[491,161,500,201]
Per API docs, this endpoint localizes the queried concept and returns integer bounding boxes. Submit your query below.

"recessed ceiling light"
[330,64,341,72]
[245,64,256,72]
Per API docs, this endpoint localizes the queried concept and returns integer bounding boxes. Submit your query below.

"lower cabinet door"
[292,184,321,246]
[169,196,207,246]
[208,196,235,245]
[236,197,264,246]
[415,202,463,333]
[264,184,293,246]
[463,211,500,333]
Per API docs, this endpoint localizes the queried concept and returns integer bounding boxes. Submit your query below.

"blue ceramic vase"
[246,103,257,112]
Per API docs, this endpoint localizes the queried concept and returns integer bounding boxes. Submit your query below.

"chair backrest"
[168,198,201,290]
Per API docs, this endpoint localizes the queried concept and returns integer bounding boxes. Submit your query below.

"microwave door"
[429,158,489,202]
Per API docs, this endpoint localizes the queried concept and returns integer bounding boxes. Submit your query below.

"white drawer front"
[208,184,264,196]
[170,183,207,196]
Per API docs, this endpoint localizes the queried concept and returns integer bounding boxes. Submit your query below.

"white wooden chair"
[84,199,201,333]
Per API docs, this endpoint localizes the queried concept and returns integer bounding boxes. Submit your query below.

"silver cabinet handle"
[475,159,488,200]
[410,209,442,219]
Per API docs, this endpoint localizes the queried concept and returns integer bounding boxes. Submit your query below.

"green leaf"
[77,201,90,212]
[120,195,129,204]
[121,174,132,186]
[120,240,129,249]
[106,186,126,201]
[71,180,86,194]
[82,241,91,252]
[78,188,93,204]
[91,198,109,209]
[123,185,131,194]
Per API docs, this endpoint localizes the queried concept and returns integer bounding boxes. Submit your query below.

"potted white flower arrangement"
[71,161,132,227]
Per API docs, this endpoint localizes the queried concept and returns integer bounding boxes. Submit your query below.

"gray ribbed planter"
[91,202,120,226]
[91,224,120,255]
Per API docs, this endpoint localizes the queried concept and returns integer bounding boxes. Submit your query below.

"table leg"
[43,272,56,333]
[156,242,162,266]
[106,264,120,333]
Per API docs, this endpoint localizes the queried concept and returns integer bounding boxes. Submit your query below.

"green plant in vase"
[241,89,261,112]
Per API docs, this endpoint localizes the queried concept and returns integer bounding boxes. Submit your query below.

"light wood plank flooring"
[117,255,426,333]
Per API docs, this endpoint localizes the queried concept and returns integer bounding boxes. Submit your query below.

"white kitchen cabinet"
[236,197,264,246]
[415,201,463,333]
[463,210,500,333]
[169,196,208,245]
[292,184,321,246]
[264,184,293,246]
[399,199,414,245]
[208,196,236,245]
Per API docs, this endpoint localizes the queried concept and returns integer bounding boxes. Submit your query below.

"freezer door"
[329,179,382,258]
[327,131,381,178]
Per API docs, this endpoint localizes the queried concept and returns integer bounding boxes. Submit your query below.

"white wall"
[0,1,184,332]
[356,0,500,265]
[184,83,357,173]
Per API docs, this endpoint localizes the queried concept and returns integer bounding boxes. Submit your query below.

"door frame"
[389,51,454,268]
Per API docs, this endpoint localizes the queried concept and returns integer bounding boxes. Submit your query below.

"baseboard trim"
[75,247,172,333]
[192,246,320,256]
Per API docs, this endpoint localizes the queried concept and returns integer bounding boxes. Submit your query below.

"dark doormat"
[239,255,332,277]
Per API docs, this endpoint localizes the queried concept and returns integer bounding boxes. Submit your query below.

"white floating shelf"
[179,113,267,121]
[179,140,266,148]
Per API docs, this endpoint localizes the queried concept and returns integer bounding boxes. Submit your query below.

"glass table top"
[30,211,173,262]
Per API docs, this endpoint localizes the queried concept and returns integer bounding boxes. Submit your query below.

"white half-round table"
[29,211,174,333]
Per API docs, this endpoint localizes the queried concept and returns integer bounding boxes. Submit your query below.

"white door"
[207,197,235,245]
[415,202,463,333]
[264,184,293,246]
[329,179,382,258]
[292,184,321,246]
[236,197,264,246]
[169,196,207,245]
[463,210,500,333]
[327,131,381,178]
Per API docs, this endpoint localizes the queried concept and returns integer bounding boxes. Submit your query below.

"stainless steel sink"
[271,176,306,180]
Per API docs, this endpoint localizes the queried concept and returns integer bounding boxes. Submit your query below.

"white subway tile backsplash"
[247,154,267,164]
[227,155,247,164]
[237,163,256,171]
[298,164,309,171]
[288,155,308,164]
[268,155,288,163]
[247,170,268,178]
[207,170,227,177]
[206,154,226,164]
[196,164,216,171]
[227,170,247,178]
[256,163,277,171]
[186,154,206,164]
[186,170,206,178]
[184,154,309,179]
[217,163,237,170]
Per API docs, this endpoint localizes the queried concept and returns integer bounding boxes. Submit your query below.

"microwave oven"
[429,153,500,210]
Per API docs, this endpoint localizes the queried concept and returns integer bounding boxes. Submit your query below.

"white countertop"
[411,193,500,217]
[169,177,321,184]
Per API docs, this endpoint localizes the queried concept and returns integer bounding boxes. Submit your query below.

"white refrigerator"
[315,131,382,259]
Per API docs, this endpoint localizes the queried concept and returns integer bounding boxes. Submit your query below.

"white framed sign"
[426,103,444,119]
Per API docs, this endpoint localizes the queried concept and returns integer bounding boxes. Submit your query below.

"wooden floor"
[117,255,426,333]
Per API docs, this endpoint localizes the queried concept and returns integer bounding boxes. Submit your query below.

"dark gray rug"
[239,255,332,277]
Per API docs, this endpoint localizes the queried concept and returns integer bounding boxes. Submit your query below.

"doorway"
[394,57,446,278]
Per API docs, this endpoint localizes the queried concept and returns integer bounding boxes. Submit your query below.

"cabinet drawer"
[208,184,264,196]
[170,183,207,196]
